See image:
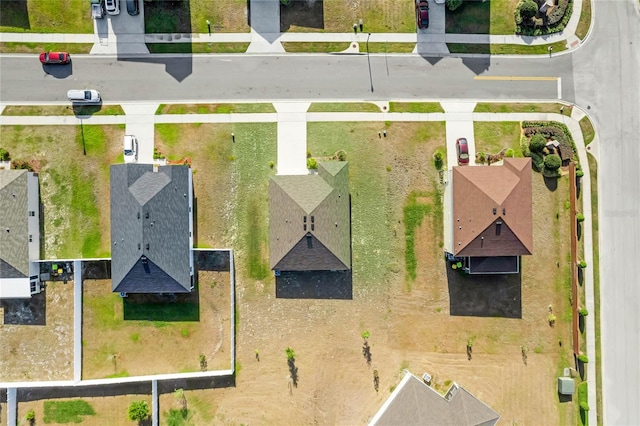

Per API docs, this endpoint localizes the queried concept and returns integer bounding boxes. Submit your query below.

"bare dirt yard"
[152,121,575,425]
[82,271,231,379]
[0,281,74,382]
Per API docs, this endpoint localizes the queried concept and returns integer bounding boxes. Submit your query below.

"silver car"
[105,0,120,15]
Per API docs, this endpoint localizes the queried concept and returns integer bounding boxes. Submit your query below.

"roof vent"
[304,224,307,231]
[503,208,506,215]
[311,216,315,223]
[137,212,140,219]
[304,216,307,223]
[138,243,141,250]
[493,208,497,215]
[145,212,149,219]
[335,222,338,227]
[145,243,150,250]
[311,224,315,231]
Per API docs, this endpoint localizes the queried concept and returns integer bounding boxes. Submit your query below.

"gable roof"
[370,371,500,426]
[270,162,350,271]
[452,158,533,257]
[110,164,192,293]
[0,170,30,279]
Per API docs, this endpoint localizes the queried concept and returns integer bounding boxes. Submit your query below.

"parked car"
[123,135,138,163]
[456,138,470,165]
[126,0,139,16]
[67,90,101,103]
[105,0,120,15]
[416,0,429,29]
[91,0,105,19]
[39,52,71,64]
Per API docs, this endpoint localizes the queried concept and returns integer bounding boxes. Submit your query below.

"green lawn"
[580,117,596,145]
[146,43,250,54]
[447,40,567,55]
[0,42,93,54]
[308,103,381,113]
[44,400,96,423]
[156,103,275,115]
[2,105,124,116]
[144,0,249,33]
[0,0,92,33]
[445,0,519,34]
[283,42,352,53]
[474,102,572,116]
[473,122,523,157]
[389,102,444,113]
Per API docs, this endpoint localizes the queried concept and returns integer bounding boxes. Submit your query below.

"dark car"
[456,138,470,165]
[126,0,139,16]
[416,0,429,29]
[39,52,71,64]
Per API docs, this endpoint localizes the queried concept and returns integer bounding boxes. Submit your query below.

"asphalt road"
[1,54,572,103]
[572,1,640,424]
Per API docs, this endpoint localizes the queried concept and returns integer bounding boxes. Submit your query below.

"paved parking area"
[91,1,148,55]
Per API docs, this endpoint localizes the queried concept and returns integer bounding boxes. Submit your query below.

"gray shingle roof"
[270,162,350,271]
[0,170,30,278]
[110,164,193,293]
[371,372,500,426]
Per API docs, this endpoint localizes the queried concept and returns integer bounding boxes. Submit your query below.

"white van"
[123,135,138,163]
[67,89,101,103]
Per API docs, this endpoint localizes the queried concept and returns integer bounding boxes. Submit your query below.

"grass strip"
[575,0,592,40]
[389,102,444,113]
[447,40,567,55]
[308,103,381,113]
[580,117,596,145]
[474,102,572,115]
[155,103,275,115]
[0,42,93,54]
[2,105,124,116]
[146,43,250,54]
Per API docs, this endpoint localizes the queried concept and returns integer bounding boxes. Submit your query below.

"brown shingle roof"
[452,158,533,257]
[270,162,350,271]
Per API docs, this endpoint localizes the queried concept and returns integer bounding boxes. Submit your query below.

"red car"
[416,0,429,29]
[456,138,470,165]
[39,52,71,64]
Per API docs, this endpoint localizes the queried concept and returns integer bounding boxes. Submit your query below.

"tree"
[446,0,463,11]
[529,134,546,153]
[285,347,296,361]
[128,400,150,422]
[519,0,538,21]
[544,154,562,171]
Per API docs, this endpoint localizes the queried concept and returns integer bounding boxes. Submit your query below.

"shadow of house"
[280,0,324,32]
[110,164,194,295]
[370,371,500,426]
[270,162,351,299]
[445,158,533,275]
[0,0,30,30]
[0,170,42,300]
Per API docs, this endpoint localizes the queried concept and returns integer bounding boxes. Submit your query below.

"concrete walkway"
[273,102,310,175]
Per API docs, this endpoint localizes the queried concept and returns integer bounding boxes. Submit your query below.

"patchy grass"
[474,122,523,157]
[156,103,275,115]
[2,105,125,116]
[366,43,416,53]
[0,125,120,258]
[580,117,596,145]
[308,103,381,113]
[144,0,249,33]
[281,0,415,33]
[447,40,567,55]
[389,102,444,113]
[474,102,571,116]
[0,42,93,54]
[445,0,519,34]
[0,0,92,33]
[575,0,592,40]
[283,42,352,53]
[403,191,440,283]
[146,43,250,54]
[43,400,96,423]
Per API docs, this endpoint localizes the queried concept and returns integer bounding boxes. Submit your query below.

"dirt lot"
[0,281,74,382]
[82,271,231,379]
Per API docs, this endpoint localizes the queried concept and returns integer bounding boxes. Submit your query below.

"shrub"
[579,308,589,317]
[11,159,34,171]
[446,0,463,11]
[577,354,589,363]
[505,148,515,158]
[128,401,150,422]
[519,0,538,21]
[520,136,531,157]
[580,402,590,412]
[576,169,584,178]
[26,409,35,421]
[578,381,589,411]
[335,150,347,161]
[433,150,444,170]
[0,147,10,161]
[529,134,547,153]
[530,152,544,172]
[576,213,585,222]
[285,347,296,361]
[307,158,318,170]
[476,152,486,164]
[578,260,587,268]
[544,154,562,170]
[269,161,275,169]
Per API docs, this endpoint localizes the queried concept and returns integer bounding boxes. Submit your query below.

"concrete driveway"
[91,0,148,54]
[442,102,477,168]
[121,103,158,164]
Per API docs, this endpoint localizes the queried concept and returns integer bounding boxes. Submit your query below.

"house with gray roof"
[110,164,194,294]
[269,162,350,273]
[0,170,42,298]
[370,371,500,426]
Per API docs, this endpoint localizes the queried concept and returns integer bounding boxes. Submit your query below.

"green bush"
[577,354,589,363]
[128,401,150,422]
[520,136,531,157]
[579,308,589,317]
[576,213,585,222]
[578,260,587,268]
[529,134,547,153]
[505,148,515,158]
[576,169,584,178]
[544,154,562,170]
[26,409,35,421]
[578,381,589,412]
[580,401,590,412]
[0,147,10,161]
[307,158,318,170]
[446,0,463,11]
[433,150,444,170]
[530,152,544,172]
[520,0,538,20]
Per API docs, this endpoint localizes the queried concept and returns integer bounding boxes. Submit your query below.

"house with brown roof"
[269,162,350,273]
[445,158,533,274]
[0,170,42,298]
[369,371,500,426]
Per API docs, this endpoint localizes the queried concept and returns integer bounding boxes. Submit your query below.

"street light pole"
[366,33,374,93]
